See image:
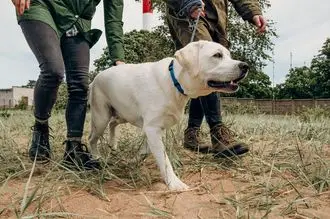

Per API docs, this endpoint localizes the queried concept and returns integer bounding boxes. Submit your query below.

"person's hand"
[115,61,125,65]
[11,0,30,16]
[252,15,267,33]
[190,1,205,19]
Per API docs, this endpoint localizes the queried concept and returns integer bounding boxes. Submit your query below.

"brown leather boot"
[210,124,249,158]
[183,127,212,153]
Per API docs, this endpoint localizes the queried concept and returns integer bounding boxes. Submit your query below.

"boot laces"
[185,128,202,141]
[76,143,92,157]
[31,125,53,145]
[212,125,236,145]
[63,141,92,158]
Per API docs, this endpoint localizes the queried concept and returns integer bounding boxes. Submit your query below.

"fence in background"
[221,98,330,114]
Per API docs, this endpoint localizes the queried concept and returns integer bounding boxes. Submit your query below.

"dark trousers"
[167,16,223,129]
[20,20,90,138]
[188,93,221,129]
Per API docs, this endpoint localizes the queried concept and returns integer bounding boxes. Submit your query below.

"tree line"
[23,0,330,102]
[92,0,330,99]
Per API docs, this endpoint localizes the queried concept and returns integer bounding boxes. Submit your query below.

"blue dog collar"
[169,60,186,96]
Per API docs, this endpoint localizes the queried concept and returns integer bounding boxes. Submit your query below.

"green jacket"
[166,0,262,47]
[18,0,124,63]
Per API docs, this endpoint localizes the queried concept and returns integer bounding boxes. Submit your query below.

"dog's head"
[174,40,248,97]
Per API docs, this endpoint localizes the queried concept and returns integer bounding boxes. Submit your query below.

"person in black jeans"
[20,21,99,169]
[13,0,125,170]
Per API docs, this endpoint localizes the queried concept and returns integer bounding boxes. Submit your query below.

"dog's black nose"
[238,62,249,74]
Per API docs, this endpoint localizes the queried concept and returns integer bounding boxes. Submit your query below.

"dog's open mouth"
[207,73,246,92]
[207,80,239,91]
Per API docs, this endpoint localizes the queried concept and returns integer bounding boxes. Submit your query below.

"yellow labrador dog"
[89,40,248,191]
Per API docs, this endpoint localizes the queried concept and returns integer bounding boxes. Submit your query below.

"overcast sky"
[0,0,329,88]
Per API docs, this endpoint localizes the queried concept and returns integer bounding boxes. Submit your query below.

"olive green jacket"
[18,0,124,63]
[166,0,262,47]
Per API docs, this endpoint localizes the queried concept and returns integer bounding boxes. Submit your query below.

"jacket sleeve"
[229,0,262,22]
[103,0,125,63]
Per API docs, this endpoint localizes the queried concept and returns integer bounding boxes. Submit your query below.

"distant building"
[0,86,34,108]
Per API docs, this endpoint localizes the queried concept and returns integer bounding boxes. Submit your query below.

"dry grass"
[0,109,329,218]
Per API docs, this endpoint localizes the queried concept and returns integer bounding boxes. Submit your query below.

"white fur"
[88,41,247,191]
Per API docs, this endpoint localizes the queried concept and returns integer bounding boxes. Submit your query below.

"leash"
[169,1,203,95]
[189,8,202,43]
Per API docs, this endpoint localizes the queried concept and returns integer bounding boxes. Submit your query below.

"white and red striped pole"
[142,0,153,31]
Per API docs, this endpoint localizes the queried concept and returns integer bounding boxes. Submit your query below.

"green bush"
[15,97,28,110]
[54,83,68,110]
[0,110,12,118]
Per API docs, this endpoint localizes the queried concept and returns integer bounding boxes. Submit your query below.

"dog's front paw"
[168,179,189,191]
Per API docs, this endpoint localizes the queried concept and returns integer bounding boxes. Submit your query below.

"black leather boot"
[63,140,101,170]
[29,122,51,163]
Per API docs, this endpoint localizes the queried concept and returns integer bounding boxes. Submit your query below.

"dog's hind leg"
[139,136,150,156]
[88,87,111,159]
[138,134,151,160]
[144,126,189,191]
[89,106,111,159]
[108,114,125,150]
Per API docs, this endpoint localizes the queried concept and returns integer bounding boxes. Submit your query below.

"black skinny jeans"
[20,20,90,138]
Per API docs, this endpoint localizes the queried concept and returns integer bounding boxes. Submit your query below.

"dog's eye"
[213,53,223,58]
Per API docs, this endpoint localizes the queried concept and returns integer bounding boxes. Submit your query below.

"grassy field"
[0,109,329,218]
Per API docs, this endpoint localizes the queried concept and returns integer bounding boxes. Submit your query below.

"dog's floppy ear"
[174,41,202,77]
